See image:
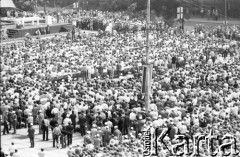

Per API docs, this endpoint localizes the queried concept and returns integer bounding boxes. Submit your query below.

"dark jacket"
[66,125,74,135]
[28,128,35,138]
[50,119,58,128]
[78,115,86,126]
[70,113,77,124]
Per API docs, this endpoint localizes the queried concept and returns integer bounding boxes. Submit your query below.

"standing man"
[15,107,22,129]
[69,111,77,132]
[11,111,17,134]
[63,114,71,127]
[8,110,14,131]
[42,117,49,141]
[3,111,9,135]
[50,117,58,131]
[78,112,86,136]
[23,107,30,128]
[52,124,61,148]
[66,122,74,146]
[27,123,35,148]
[32,105,39,125]
[60,126,67,149]
[172,55,177,70]
[72,26,75,41]
[38,111,44,134]
[27,114,33,128]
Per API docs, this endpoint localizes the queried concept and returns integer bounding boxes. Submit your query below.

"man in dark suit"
[66,122,74,146]
[78,113,86,136]
[123,114,130,135]
[70,111,77,132]
[72,26,75,41]
[15,107,22,129]
[42,117,49,141]
[3,112,9,135]
[50,116,58,131]
[28,123,35,148]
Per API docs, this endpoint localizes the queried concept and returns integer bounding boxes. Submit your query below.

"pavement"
[1,125,83,157]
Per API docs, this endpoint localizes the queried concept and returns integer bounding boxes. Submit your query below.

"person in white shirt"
[63,114,72,127]
[129,111,136,121]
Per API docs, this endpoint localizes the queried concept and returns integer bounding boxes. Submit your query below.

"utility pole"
[145,0,151,112]
[78,0,81,11]
[224,0,227,26]
[0,116,1,150]
[35,0,38,9]
[44,0,47,15]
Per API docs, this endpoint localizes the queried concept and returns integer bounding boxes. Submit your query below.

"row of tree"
[13,0,240,26]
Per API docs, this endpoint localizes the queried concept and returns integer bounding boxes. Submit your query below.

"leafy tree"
[14,1,35,12]
[151,0,178,26]
[126,3,137,18]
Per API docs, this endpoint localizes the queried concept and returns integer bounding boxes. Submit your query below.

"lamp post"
[224,0,227,26]
[0,116,1,150]
[144,0,151,111]
[44,0,49,16]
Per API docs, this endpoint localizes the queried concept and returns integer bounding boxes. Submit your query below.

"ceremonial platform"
[6,23,74,38]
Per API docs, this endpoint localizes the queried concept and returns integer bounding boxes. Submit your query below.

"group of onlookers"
[1,10,240,157]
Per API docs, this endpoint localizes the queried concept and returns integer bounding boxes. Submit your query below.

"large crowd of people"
[1,10,240,157]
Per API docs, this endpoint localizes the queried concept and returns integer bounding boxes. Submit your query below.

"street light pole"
[0,116,1,150]
[224,0,227,26]
[145,0,151,112]
[44,0,47,15]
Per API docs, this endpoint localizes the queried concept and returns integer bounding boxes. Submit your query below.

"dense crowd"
[1,14,240,157]
[193,24,240,41]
